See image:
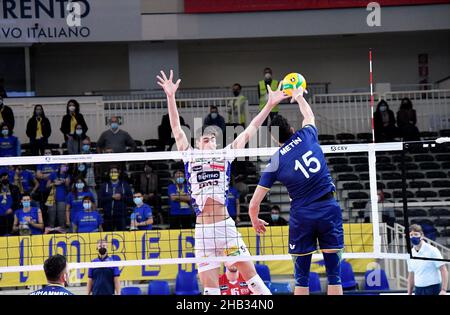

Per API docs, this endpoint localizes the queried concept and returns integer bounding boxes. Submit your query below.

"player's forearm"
[167,95,182,131]
[295,94,315,126]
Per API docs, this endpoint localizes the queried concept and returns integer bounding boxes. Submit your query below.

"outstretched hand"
[251,216,269,235]
[267,82,290,108]
[157,70,181,97]
[290,86,308,103]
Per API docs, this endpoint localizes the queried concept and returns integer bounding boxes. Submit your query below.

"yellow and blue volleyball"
[282,72,307,96]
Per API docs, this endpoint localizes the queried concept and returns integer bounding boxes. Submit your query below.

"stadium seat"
[435,219,450,227]
[336,133,356,141]
[406,172,425,180]
[269,282,292,295]
[377,164,396,171]
[404,163,419,171]
[420,131,438,139]
[354,164,369,172]
[377,156,391,164]
[439,189,450,197]
[309,272,321,293]
[356,133,372,143]
[364,268,390,291]
[347,192,369,199]
[439,129,450,137]
[441,162,450,169]
[410,181,431,189]
[333,165,354,173]
[255,264,271,283]
[421,223,438,241]
[340,260,358,290]
[121,287,142,295]
[134,140,143,147]
[441,229,450,237]
[429,208,450,216]
[426,171,447,179]
[393,155,413,163]
[352,201,368,209]
[148,280,171,295]
[387,181,403,189]
[436,154,450,162]
[411,219,434,226]
[175,271,200,295]
[419,162,440,170]
[408,209,427,217]
[338,174,359,181]
[381,173,402,180]
[343,183,364,190]
[415,190,438,198]
[328,157,348,165]
[393,190,414,199]
[318,134,335,141]
[394,210,403,217]
[414,154,434,162]
[350,157,368,164]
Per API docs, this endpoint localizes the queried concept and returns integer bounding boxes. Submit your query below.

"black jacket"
[0,105,15,131]
[26,116,52,140]
[60,113,88,140]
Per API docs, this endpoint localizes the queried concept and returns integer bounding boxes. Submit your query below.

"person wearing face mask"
[397,97,420,141]
[136,164,162,224]
[0,122,20,157]
[60,99,88,142]
[26,104,52,156]
[46,164,71,231]
[30,254,74,295]
[65,178,96,232]
[258,67,280,126]
[36,149,61,211]
[407,224,448,295]
[219,265,252,295]
[267,205,288,226]
[0,171,20,236]
[130,192,153,230]
[73,196,103,233]
[97,116,136,153]
[77,137,97,200]
[227,83,248,127]
[67,123,89,154]
[374,100,398,143]
[204,105,226,136]
[98,167,132,231]
[13,193,44,235]
[167,170,192,229]
[87,239,121,295]
[0,96,15,132]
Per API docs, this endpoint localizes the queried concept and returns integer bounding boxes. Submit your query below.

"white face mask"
[264,73,272,80]
[211,113,218,119]
[69,106,76,112]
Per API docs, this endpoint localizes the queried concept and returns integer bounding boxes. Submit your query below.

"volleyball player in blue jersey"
[30,254,73,295]
[249,86,344,295]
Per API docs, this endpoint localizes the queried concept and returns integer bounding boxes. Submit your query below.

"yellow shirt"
[70,115,78,134]
[36,117,43,139]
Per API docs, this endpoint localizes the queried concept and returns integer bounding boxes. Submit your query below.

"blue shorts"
[289,199,344,255]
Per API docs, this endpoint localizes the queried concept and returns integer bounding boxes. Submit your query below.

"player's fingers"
[156,75,164,82]
[304,89,309,94]
[261,220,269,226]
[267,84,272,93]
[160,70,168,81]
[157,82,164,88]
[169,69,173,81]
[277,82,282,91]
[175,79,181,86]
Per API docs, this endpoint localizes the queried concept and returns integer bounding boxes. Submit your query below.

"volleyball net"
[0,138,448,286]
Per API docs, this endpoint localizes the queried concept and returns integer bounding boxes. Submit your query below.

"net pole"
[368,143,382,255]
[369,49,375,143]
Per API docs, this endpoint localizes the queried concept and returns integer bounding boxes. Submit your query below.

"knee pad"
[323,251,342,285]
[292,254,312,287]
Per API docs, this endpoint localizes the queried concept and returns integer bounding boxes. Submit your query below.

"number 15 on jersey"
[294,151,321,179]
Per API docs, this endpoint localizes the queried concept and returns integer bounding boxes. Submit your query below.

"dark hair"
[195,125,218,140]
[66,99,80,114]
[33,104,46,117]
[44,254,67,282]
[376,100,390,112]
[400,97,413,110]
[269,115,294,144]
[71,177,88,196]
[264,67,272,74]
[233,83,242,90]
[409,224,423,234]
[21,192,31,199]
[210,105,218,111]
[0,122,11,136]
[271,205,281,212]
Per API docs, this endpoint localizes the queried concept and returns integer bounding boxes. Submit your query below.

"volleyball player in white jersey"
[157,70,288,295]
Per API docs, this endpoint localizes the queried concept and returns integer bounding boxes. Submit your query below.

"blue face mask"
[22,201,31,208]
[76,182,85,190]
[76,129,83,136]
[211,113,218,119]
[133,197,143,205]
[1,130,8,136]
[176,177,185,184]
[83,202,91,210]
[411,236,421,246]
[82,145,90,153]
[111,123,119,130]
[78,164,86,172]
[271,214,280,221]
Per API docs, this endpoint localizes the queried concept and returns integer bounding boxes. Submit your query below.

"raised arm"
[291,87,315,127]
[249,186,270,234]
[157,70,189,151]
[232,83,289,149]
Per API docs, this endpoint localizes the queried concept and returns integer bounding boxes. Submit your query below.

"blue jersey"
[226,187,240,217]
[9,170,35,193]
[258,125,335,208]
[88,256,121,295]
[37,164,60,192]
[0,187,13,216]
[66,190,96,222]
[15,207,42,235]
[131,204,153,230]
[74,210,103,233]
[30,284,73,295]
[49,172,71,202]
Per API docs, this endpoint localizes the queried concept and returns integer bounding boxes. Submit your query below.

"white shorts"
[195,217,251,273]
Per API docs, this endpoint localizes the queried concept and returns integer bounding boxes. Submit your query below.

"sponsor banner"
[0,0,141,43]
[185,0,450,13]
[0,224,373,287]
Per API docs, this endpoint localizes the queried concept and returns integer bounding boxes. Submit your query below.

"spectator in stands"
[26,105,52,156]
[0,170,20,236]
[0,79,7,98]
[219,265,251,295]
[168,170,192,229]
[98,166,132,231]
[74,138,97,200]
[204,105,226,135]
[267,205,288,226]
[0,123,20,157]
[67,123,89,154]
[10,165,39,198]
[136,163,162,224]
[73,196,103,233]
[46,164,71,231]
[374,100,397,142]
[87,239,121,295]
[66,177,96,232]
[36,148,61,212]
[60,99,88,143]
[12,193,44,235]
[130,191,153,230]
[96,146,114,183]
[158,114,189,148]
[228,83,248,127]
[397,97,420,141]
[30,254,74,295]
[258,67,279,125]
[0,95,14,131]
[227,184,240,223]
[97,116,136,153]
[407,224,448,295]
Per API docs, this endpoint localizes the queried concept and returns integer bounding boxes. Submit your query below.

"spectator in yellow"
[228,84,248,127]
[258,67,279,125]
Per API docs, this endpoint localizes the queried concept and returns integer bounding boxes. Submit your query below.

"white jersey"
[183,146,233,216]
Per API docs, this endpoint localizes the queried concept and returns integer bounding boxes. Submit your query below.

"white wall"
[32,43,130,96]
[178,31,450,93]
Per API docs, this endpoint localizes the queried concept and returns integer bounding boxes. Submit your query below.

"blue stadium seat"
[268,282,292,294]
[340,260,357,290]
[121,287,142,295]
[309,272,321,293]
[255,264,271,283]
[175,270,200,295]
[148,280,171,295]
[364,269,390,291]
